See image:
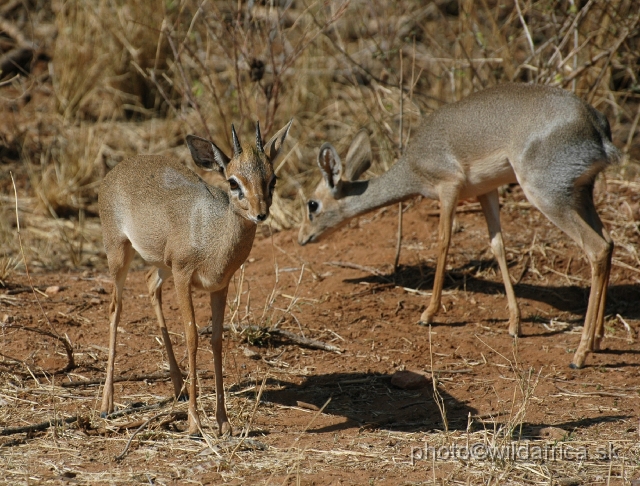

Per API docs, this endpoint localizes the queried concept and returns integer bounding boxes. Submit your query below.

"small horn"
[231,124,242,157]
[256,121,264,153]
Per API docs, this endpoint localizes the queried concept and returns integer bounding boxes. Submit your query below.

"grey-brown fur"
[299,83,619,369]
[99,120,291,436]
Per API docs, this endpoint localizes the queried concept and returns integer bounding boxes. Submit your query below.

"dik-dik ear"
[317,142,342,195]
[263,119,293,164]
[343,129,371,181]
[186,134,230,174]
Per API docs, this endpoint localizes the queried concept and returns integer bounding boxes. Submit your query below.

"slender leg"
[478,190,521,336]
[210,287,231,435]
[146,267,185,400]
[419,188,459,325]
[173,273,201,436]
[520,184,612,368]
[592,227,613,352]
[101,241,135,417]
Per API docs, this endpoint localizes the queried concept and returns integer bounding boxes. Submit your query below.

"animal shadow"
[261,371,477,434]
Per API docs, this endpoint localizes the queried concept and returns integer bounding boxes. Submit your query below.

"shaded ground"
[1,181,640,485]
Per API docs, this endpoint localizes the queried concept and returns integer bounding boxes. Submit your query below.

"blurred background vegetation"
[0,0,639,275]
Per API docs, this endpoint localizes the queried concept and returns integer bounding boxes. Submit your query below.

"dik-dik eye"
[308,200,319,213]
[228,178,244,199]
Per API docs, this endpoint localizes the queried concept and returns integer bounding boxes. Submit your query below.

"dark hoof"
[100,412,108,419]
[417,320,429,327]
[568,362,581,370]
[177,394,188,402]
[189,432,204,441]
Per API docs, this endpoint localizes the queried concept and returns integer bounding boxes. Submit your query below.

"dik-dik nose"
[256,213,267,222]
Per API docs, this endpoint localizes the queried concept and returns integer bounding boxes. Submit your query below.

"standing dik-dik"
[99,120,292,436]
[298,84,620,369]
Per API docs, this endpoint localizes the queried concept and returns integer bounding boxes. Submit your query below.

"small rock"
[537,426,568,440]
[390,370,428,390]
[2,314,14,324]
[91,286,107,295]
[296,401,320,411]
[90,298,102,305]
[243,347,261,360]
[45,285,61,295]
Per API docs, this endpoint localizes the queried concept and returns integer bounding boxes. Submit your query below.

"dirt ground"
[1,180,640,485]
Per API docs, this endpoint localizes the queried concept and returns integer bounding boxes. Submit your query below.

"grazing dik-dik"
[298,84,619,369]
[99,120,292,436]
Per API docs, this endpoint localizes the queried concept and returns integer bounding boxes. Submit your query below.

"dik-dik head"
[187,120,292,223]
[298,129,372,245]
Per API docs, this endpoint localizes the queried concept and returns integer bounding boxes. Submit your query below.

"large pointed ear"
[343,129,371,181]
[186,135,230,174]
[317,142,342,192]
[263,118,293,164]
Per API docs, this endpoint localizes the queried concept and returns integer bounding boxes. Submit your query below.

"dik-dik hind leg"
[146,267,185,400]
[581,203,613,353]
[173,273,202,436]
[210,288,231,436]
[522,185,612,369]
[101,241,135,417]
[478,190,521,337]
[419,188,459,325]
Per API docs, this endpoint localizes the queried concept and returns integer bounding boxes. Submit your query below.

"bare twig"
[10,173,76,372]
[1,415,79,437]
[2,325,75,375]
[61,371,190,388]
[199,324,342,354]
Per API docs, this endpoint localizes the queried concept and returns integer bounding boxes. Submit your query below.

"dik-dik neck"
[338,157,429,220]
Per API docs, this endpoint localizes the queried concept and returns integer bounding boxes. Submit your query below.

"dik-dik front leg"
[419,187,459,326]
[174,274,202,436]
[146,267,185,400]
[210,288,231,435]
[478,190,521,337]
[101,241,134,417]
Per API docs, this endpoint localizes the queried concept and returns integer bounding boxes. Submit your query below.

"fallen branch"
[554,384,629,398]
[61,371,189,388]
[200,324,342,354]
[105,398,174,420]
[324,261,389,279]
[1,415,79,437]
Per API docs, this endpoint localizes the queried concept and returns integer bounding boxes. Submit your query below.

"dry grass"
[1,0,640,483]
[1,1,639,244]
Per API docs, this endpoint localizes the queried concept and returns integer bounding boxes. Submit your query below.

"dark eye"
[308,200,319,213]
[228,178,243,199]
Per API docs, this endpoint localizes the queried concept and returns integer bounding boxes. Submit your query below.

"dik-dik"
[99,120,291,436]
[298,84,619,369]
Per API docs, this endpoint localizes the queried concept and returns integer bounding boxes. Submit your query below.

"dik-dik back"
[402,84,618,201]
[99,154,257,288]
